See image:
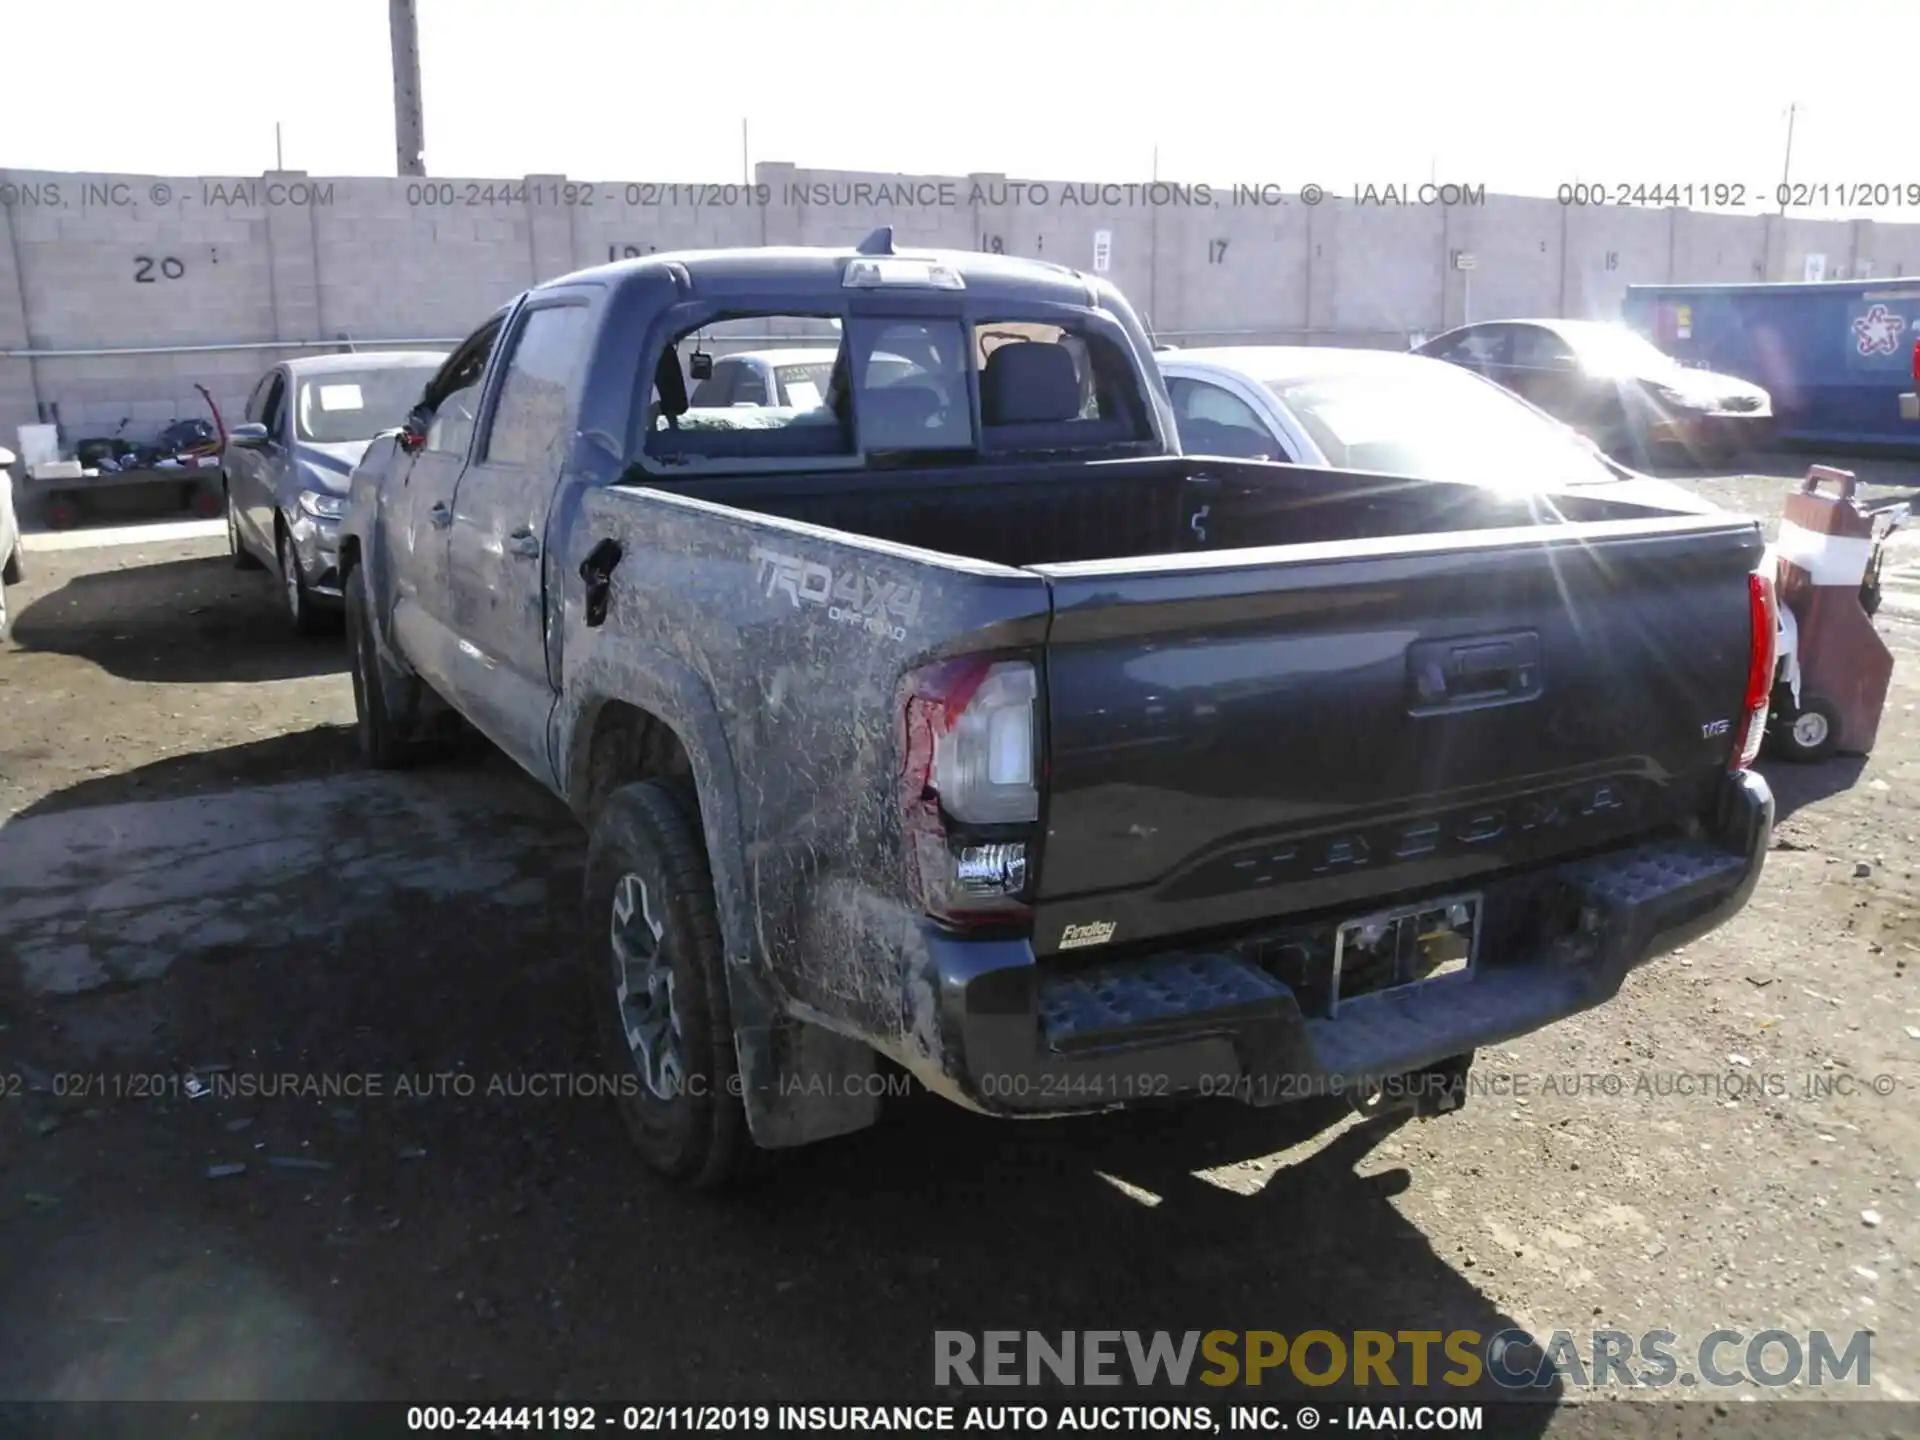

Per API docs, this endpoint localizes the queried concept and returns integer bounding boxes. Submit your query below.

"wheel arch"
[558,667,880,1149]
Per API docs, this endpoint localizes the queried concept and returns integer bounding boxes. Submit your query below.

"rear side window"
[646,315,853,463]
[1168,377,1286,460]
[483,305,589,466]
[972,320,1149,449]
[1431,327,1512,367]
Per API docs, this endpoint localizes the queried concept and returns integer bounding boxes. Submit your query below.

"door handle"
[506,529,541,559]
[428,502,452,529]
[1408,631,1543,713]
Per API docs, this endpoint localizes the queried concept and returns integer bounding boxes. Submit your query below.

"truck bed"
[606,455,1760,966]
[664,454,1676,570]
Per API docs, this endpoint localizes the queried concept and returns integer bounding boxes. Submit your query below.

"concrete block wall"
[5,162,1920,453]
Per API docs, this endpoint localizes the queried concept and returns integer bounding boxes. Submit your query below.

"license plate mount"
[1330,891,1482,1017]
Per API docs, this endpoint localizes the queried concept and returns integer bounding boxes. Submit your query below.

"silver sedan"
[225,351,448,634]
[1156,344,1649,487]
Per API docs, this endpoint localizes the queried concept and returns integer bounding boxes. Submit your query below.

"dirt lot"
[3,459,1920,1434]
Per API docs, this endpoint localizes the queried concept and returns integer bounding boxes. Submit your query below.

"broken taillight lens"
[898,656,1040,927]
[1732,568,1778,770]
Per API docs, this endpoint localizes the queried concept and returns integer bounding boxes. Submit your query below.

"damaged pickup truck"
[340,230,1778,1187]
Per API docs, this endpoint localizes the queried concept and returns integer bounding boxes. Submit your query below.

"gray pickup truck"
[341,232,1777,1188]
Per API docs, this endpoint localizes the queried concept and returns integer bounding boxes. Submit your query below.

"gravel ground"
[2,458,1919,1437]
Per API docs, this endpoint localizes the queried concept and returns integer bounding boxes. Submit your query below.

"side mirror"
[398,405,432,454]
[1550,354,1580,374]
[226,422,270,449]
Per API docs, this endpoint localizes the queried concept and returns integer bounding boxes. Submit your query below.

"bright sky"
[4,0,1914,217]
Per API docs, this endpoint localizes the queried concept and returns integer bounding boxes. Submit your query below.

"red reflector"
[1732,569,1777,770]
[1911,338,1920,388]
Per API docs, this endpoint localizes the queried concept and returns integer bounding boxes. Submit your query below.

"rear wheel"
[346,564,428,769]
[585,777,758,1188]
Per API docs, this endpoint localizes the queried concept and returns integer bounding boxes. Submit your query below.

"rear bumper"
[920,770,1773,1116]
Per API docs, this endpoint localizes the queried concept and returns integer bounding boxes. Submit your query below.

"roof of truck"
[540,238,1101,306]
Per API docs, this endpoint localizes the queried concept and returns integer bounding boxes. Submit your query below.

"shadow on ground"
[1758,752,1869,825]
[13,724,506,819]
[10,554,343,684]
[0,731,1559,1420]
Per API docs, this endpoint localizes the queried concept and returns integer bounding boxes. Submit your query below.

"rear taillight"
[898,656,1040,927]
[1732,568,1777,770]
[1911,338,1920,387]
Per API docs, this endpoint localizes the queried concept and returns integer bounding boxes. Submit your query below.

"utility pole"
[1778,101,1798,214]
[275,121,284,171]
[390,0,427,177]
[742,118,750,186]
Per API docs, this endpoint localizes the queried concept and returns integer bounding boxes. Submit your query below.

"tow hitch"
[1350,1051,1476,1122]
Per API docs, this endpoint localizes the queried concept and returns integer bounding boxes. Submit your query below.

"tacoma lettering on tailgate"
[749,544,922,642]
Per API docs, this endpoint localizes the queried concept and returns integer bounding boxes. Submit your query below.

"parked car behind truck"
[1414,318,1771,465]
[225,351,450,634]
[1161,344,1665,488]
[342,233,1778,1189]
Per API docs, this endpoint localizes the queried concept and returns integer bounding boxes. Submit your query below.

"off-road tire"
[345,564,435,769]
[585,777,758,1188]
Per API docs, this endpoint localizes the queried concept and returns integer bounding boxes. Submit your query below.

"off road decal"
[749,545,922,642]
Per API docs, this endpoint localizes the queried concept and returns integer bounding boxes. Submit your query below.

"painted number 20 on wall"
[133,255,186,283]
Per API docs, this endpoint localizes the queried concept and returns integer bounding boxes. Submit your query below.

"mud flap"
[732,1013,884,1148]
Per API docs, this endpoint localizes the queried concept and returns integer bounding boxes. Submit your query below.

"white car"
[687,347,841,409]
[0,445,20,640]
[1157,344,1640,488]
[685,345,923,411]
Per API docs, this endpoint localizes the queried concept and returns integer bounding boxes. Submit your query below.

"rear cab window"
[633,293,1156,474]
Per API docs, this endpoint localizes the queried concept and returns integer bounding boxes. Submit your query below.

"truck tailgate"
[1029,514,1765,954]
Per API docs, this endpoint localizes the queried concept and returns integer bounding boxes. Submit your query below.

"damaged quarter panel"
[551,483,1052,1095]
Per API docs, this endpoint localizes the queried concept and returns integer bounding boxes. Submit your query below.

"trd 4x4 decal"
[749,544,922,643]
